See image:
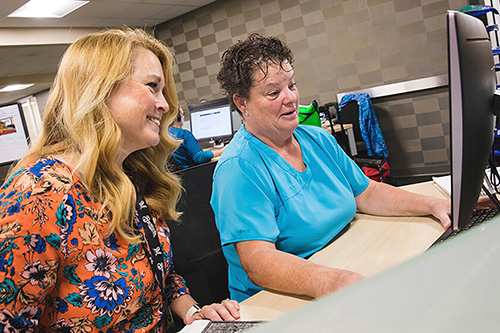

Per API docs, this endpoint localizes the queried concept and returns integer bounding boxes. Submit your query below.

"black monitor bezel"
[448,10,497,230]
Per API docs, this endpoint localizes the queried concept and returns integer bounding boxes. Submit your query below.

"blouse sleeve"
[0,169,67,329]
[183,131,214,164]
[192,150,214,164]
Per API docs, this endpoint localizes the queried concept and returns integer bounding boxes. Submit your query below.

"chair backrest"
[337,100,368,156]
[169,160,229,306]
[166,154,181,172]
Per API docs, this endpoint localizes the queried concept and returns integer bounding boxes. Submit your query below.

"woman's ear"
[233,94,248,116]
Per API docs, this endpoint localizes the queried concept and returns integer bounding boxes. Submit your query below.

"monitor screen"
[188,98,233,142]
[448,11,497,230]
[0,102,30,166]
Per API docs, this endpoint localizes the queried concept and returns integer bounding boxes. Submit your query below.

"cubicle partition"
[337,75,451,180]
[169,161,229,306]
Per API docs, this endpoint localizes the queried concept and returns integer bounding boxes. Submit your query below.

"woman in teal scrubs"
[211,33,451,302]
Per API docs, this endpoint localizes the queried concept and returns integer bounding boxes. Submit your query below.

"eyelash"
[147,82,158,90]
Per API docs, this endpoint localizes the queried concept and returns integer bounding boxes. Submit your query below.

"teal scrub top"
[210,125,370,301]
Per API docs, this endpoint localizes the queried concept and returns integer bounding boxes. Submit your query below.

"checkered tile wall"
[156,0,470,178]
[374,88,451,177]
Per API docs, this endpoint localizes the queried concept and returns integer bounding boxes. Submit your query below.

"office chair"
[168,161,229,307]
[318,102,352,154]
[336,100,368,156]
[336,99,391,183]
[166,154,181,172]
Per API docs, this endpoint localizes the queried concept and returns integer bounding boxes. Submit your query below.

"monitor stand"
[210,139,225,149]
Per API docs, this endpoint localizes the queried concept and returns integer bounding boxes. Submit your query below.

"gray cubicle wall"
[337,76,450,178]
[373,87,450,178]
[156,0,469,178]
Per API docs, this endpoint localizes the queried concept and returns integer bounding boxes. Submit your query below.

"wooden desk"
[324,123,353,133]
[239,181,448,321]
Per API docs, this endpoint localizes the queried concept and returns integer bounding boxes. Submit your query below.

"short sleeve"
[331,142,370,196]
[211,157,279,246]
[304,126,369,197]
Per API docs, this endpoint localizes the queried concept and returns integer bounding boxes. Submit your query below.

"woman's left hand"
[475,195,498,210]
[184,299,240,325]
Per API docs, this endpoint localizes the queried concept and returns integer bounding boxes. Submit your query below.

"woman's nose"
[156,92,169,113]
[283,87,298,105]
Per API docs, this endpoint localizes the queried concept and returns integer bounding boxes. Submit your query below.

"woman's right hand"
[184,299,240,325]
[212,146,226,157]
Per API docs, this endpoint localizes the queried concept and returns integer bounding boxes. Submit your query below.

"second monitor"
[188,97,233,148]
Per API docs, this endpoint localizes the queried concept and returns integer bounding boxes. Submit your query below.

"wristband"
[185,304,201,318]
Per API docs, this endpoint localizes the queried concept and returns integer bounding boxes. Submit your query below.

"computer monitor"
[188,98,233,146]
[0,102,30,166]
[448,10,498,231]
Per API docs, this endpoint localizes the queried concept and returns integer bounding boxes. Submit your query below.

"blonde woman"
[0,29,239,332]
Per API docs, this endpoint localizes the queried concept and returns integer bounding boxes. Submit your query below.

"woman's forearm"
[235,240,364,299]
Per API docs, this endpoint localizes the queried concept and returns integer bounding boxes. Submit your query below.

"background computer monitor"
[448,10,497,230]
[188,97,233,146]
[0,102,30,166]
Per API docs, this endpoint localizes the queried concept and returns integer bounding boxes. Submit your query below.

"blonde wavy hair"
[11,28,181,243]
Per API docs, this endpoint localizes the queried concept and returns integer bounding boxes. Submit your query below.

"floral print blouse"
[0,156,189,332]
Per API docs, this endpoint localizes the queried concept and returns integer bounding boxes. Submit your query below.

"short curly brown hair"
[217,33,294,115]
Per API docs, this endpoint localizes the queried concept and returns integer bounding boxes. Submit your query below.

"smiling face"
[106,47,169,163]
[235,61,299,146]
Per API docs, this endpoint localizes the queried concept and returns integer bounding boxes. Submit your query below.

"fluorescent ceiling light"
[8,0,89,19]
[0,84,34,92]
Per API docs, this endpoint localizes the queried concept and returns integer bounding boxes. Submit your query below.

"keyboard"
[202,321,264,332]
[430,208,499,247]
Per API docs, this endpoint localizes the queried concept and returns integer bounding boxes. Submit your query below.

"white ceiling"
[0,0,216,105]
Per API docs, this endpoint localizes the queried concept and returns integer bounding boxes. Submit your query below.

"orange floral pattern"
[0,156,189,332]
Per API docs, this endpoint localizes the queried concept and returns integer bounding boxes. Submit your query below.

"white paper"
[432,175,451,196]
[432,167,500,197]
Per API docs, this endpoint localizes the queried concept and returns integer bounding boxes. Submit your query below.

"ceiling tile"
[0,0,215,104]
